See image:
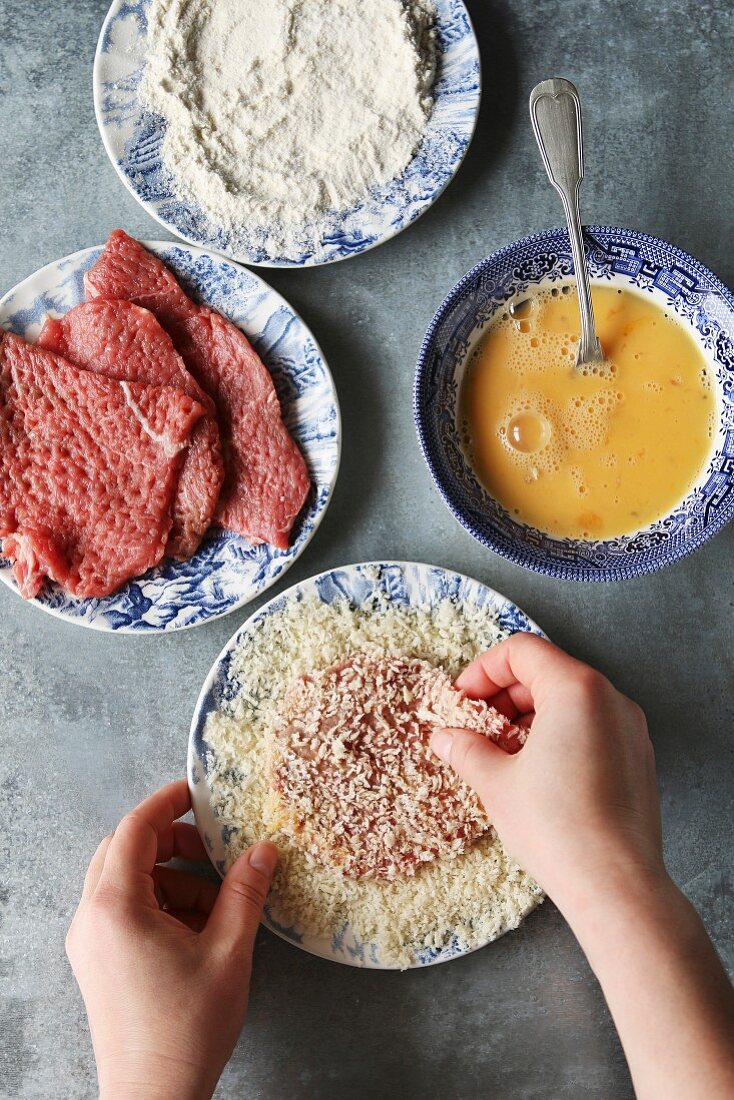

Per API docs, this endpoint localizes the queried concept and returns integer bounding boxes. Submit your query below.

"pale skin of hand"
[431,633,734,1100]
[66,779,278,1100]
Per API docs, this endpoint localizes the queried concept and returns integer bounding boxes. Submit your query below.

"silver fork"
[529,77,605,367]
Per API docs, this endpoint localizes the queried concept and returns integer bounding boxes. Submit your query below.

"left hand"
[66,779,278,1100]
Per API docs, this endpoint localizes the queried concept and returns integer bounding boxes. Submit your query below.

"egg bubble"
[507,411,552,454]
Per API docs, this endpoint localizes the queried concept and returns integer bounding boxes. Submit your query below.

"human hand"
[430,634,665,917]
[66,779,278,1100]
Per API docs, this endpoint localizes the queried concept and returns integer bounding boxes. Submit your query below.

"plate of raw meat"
[0,232,340,632]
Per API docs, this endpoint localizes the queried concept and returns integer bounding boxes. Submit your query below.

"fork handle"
[529,78,603,365]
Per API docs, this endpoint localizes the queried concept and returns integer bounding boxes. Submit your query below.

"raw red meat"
[0,330,204,599]
[85,230,310,549]
[38,301,224,559]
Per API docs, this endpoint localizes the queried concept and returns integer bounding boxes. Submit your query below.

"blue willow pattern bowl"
[415,225,734,582]
[0,243,340,632]
[93,0,481,267]
[188,561,545,969]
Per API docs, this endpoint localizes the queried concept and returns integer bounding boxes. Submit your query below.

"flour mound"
[141,0,437,255]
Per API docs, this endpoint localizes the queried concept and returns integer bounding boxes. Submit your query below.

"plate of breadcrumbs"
[188,561,546,969]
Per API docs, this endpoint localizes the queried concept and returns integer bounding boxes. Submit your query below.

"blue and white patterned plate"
[0,242,340,631]
[415,225,734,582]
[189,560,545,969]
[93,0,481,267]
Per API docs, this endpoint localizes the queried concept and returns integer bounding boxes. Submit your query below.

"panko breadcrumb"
[203,585,542,967]
[267,654,527,880]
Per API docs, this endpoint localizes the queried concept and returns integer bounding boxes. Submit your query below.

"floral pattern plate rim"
[415,224,734,582]
[0,242,340,632]
[188,560,545,969]
[93,0,481,268]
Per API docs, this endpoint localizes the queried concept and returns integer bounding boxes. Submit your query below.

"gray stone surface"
[0,0,732,1096]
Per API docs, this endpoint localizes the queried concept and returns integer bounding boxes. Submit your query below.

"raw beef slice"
[38,300,224,559]
[85,230,310,549]
[0,331,204,599]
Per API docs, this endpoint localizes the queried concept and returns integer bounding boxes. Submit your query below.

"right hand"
[430,633,666,913]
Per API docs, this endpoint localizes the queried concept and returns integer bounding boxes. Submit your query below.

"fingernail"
[248,841,278,876]
[430,728,454,764]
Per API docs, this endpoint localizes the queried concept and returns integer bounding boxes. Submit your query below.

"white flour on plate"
[141,0,437,255]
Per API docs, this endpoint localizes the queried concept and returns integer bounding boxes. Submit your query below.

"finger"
[152,866,219,915]
[81,835,113,902]
[430,727,510,802]
[205,842,278,956]
[164,909,209,933]
[484,684,536,721]
[456,634,582,706]
[154,821,209,866]
[102,779,191,887]
[171,821,209,862]
[505,681,535,714]
[483,687,518,720]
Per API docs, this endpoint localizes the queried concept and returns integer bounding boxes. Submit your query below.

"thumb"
[430,727,510,807]
[206,841,278,956]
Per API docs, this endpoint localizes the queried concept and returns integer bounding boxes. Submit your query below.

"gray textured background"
[1,0,732,1097]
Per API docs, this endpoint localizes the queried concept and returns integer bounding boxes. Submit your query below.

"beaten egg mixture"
[460,284,716,539]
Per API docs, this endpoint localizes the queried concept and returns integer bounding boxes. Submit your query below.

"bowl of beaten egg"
[415,226,734,581]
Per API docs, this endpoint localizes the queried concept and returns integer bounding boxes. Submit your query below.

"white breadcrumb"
[203,587,542,968]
